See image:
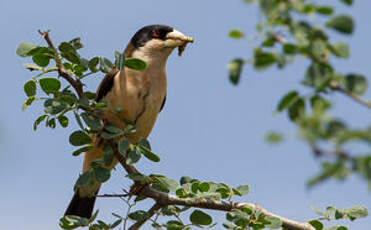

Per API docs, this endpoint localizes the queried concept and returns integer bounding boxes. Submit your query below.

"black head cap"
[131,25,174,48]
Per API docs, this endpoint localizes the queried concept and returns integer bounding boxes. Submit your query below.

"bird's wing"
[96,67,119,102]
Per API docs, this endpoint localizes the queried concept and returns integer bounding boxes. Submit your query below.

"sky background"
[0,0,370,229]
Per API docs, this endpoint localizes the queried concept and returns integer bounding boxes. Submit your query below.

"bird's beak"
[165,29,194,56]
[165,30,194,47]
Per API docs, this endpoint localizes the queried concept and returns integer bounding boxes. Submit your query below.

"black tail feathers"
[64,191,97,219]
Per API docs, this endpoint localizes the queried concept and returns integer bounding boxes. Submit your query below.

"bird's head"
[125,25,194,65]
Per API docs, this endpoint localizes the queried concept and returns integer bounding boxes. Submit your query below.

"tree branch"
[128,203,162,230]
[330,81,371,109]
[38,30,84,98]
[107,142,315,230]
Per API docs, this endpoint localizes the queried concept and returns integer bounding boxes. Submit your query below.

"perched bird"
[64,25,193,218]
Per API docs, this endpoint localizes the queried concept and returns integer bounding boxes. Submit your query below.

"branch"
[128,203,162,230]
[108,142,315,230]
[312,146,354,162]
[330,81,371,109]
[38,30,84,98]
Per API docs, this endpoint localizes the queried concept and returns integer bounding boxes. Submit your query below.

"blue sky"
[0,0,370,229]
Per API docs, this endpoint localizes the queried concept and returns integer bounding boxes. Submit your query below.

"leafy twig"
[330,81,371,109]
[38,30,84,98]
[128,203,162,230]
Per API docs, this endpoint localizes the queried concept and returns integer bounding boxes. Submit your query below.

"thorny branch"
[41,31,315,230]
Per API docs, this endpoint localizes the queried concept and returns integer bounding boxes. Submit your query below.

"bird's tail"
[64,189,98,219]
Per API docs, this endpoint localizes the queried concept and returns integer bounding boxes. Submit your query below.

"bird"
[64,24,193,218]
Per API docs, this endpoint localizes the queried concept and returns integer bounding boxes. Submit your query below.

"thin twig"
[38,30,84,98]
[128,203,162,230]
[97,193,130,198]
[330,81,371,109]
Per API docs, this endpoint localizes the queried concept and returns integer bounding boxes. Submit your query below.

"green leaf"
[125,58,147,71]
[180,176,192,185]
[262,37,275,47]
[24,80,36,97]
[233,185,250,196]
[88,57,99,72]
[330,42,349,58]
[118,137,130,155]
[190,210,212,225]
[61,51,80,64]
[191,182,199,194]
[69,130,92,146]
[326,15,354,34]
[103,145,114,166]
[59,42,76,53]
[24,63,42,71]
[308,220,324,230]
[199,182,210,192]
[311,39,328,60]
[39,78,61,94]
[228,58,244,85]
[254,49,276,69]
[283,43,298,55]
[32,54,50,67]
[110,218,122,229]
[81,112,102,132]
[74,111,85,130]
[265,131,283,144]
[69,38,83,50]
[316,6,333,15]
[343,206,368,219]
[264,216,282,229]
[229,30,244,39]
[127,173,148,183]
[126,148,141,165]
[59,215,89,229]
[304,63,333,89]
[16,42,37,57]
[114,50,125,71]
[128,210,149,221]
[33,114,48,131]
[344,74,368,95]
[58,115,69,128]
[46,117,56,129]
[93,166,110,183]
[289,97,305,121]
[277,91,299,112]
[44,99,66,115]
[139,146,160,163]
[340,0,352,6]
[22,96,36,111]
[138,138,151,150]
[99,57,113,73]
[152,175,178,191]
[72,145,93,156]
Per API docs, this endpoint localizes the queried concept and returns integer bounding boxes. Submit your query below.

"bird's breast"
[103,69,166,144]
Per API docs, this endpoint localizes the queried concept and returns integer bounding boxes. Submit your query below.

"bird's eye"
[152,30,160,38]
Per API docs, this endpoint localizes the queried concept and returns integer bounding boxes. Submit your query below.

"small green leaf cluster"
[229,0,371,190]
[223,208,282,230]
[60,211,122,230]
[175,176,249,201]
[308,205,368,230]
